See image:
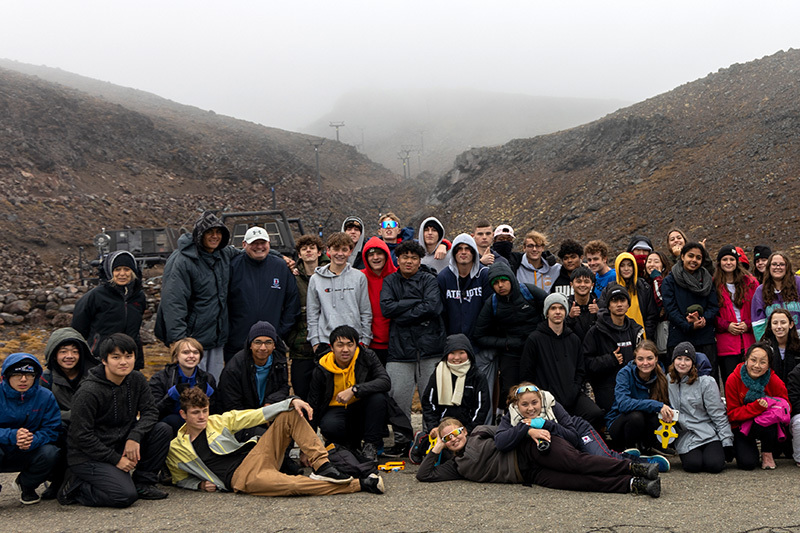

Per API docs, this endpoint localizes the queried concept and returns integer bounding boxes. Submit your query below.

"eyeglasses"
[251,339,275,347]
[516,384,540,395]
[380,220,398,229]
[442,427,465,443]
[10,372,35,379]
[771,263,786,268]
[524,243,544,250]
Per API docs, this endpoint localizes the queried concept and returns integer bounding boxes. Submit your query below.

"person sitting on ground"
[605,340,673,453]
[149,337,217,436]
[307,325,390,464]
[667,343,733,473]
[0,353,61,505]
[762,308,800,384]
[414,334,490,463]
[218,321,290,423]
[495,382,667,471]
[416,416,660,498]
[167,387,385,496]
[39,327,99,499]
[725,342,790,470]
[60,333,171,507]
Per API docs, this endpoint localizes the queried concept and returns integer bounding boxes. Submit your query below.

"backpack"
[324,443,378,477]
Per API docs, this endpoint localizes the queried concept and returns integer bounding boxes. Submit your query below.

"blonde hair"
[169,337,204,363]
[524,231,547,246]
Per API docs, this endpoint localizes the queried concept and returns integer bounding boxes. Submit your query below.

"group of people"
[2,211,799,507]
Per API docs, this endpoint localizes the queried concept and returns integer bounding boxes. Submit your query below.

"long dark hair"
[762,252,799,306]
[634,340,669,404]
[667,360,699,385]
[712,256,751,309]
[763,308,800,352]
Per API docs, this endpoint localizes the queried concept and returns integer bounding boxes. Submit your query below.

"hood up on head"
[361,236,397,278]
[192,211,230,250]
[342,216,366,266]
[448,234,482,279]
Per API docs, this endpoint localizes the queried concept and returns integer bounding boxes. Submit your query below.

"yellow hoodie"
[319,347,360,407]
[615,252,646,338]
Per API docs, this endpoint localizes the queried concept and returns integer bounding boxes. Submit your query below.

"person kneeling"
[168,387,385,496]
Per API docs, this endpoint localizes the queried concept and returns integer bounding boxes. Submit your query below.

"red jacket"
[725,362,789,429]
[361,237,397,349]
[715,275,758,356]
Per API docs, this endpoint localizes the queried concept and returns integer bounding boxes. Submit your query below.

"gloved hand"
[529,418,546,429]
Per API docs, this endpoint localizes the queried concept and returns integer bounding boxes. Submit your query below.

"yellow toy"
[378,461,405,472]
[654,420,679,449]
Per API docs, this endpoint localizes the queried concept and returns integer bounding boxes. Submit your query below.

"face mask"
[493,241,513,259]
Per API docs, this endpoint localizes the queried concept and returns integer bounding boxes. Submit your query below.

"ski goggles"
[515,385,540,395]
[442,427,465,443]
[380,220,398,229]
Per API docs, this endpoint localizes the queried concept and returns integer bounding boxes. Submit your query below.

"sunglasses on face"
[381,220,398,229]
[516,385,540,395]
[442,427,465,443]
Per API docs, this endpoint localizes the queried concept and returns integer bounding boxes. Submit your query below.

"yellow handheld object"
[426,434,437,455]
[378,461,405,471]
[654,420,678,448]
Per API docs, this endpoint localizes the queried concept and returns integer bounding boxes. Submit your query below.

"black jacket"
[217,346,290,411]
[766,337,800,384]
[148,363,219,419]
[421,334,490,432]
[473,262,548,357]
[68,365,159,466]
[39,327,100,423]
[72,252,146,369]
[307,345,390,427]
[581,309,644,411]
[786,363,800,417]
[520,322,585,408]
[380,266,446,363]
[566,293,599,341]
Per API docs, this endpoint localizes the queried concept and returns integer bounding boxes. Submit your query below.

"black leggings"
[608,410,660,451]
[718,353,743,394]
[517,435,631,494]
[679,440,725,473]
[733,423,780,470]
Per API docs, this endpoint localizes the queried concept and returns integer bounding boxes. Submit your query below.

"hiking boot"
[280,456,303,476]
[135,483,168,500]
[13,477,40,505]
[408,431,429,465]
[57,470,78,506]
[310,462,353,484]
[383,437,410,458]
[631,477,661,498]
[629,461,659,480]
[359,473,385,494]
[640,454,671,473]
[359,442,378,464]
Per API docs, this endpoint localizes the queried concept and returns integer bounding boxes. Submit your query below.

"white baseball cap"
[244,226,270,244]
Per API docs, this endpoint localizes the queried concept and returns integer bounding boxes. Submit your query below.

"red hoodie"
[360,236,397,349]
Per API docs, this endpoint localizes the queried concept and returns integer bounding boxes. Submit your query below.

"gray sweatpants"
[387,358,439,422]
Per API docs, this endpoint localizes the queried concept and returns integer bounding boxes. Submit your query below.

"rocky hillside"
[428,49,800,259]
[0,63,426,291]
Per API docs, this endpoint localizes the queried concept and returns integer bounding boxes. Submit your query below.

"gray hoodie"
[517,253,561,293]
[306,263,372,346]
[341,216,366,267]
[418,216,449,275]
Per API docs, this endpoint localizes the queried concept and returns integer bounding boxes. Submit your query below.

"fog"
[2,0,799,132]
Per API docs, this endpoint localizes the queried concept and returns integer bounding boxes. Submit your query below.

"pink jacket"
[715,275,758,356]
[740,397,791,440]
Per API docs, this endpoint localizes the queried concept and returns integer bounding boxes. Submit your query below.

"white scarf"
[436,360,471,406]
[508,390,559,426]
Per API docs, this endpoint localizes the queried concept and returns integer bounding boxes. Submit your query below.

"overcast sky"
[2,1,799,131]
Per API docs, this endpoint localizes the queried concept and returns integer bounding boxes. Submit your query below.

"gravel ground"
[2,454,800,533]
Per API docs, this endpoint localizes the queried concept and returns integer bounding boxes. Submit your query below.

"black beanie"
[247,321,278,345]
[112,252,137,272]
[672,342,697,364]
[753,245,772,261]
[716,245,738,264]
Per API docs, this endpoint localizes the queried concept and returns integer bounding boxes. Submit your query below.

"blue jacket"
[437,234,490,340]
[0,353,61,452]
[605,360,666,428]
[226,252,300,355]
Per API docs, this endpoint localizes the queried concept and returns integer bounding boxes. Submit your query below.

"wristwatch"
[352,385,360,397]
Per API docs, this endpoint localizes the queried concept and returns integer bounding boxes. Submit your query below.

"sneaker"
[358,442,378,464]
[359,473,385,494]
[310,462,353,484]
[623,448,641,458]
[13,477,41,505]
[382,441,410,458]
[57,470,78,506]
[640,454,671,473]
[631,477,661,498]
[280,456,303,476]
[408,431,429,465]
[629,461,659,480]
[41,482,59,500]
[135,483,168,500]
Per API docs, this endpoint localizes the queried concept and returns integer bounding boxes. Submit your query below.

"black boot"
[629,461,659,480]
[631,477,661,498]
